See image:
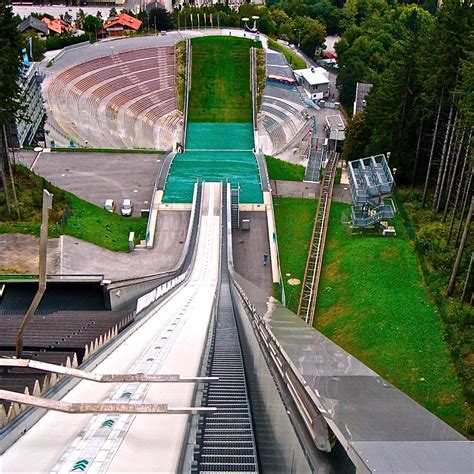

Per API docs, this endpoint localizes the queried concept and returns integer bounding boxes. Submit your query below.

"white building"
[294,67,330,100]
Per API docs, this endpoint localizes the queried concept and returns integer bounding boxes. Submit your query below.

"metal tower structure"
[348,154,396,227]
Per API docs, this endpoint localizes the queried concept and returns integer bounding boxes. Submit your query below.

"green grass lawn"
[273,197,317,313]
[63,194,147,251]
[265,155,305,181]
[315,201,469,434]
[268,38,306,70]
[188,36,254,122]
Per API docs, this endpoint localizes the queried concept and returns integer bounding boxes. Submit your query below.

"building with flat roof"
[353,82,373,116]
[325,114,345,142]
[294,67,330,100]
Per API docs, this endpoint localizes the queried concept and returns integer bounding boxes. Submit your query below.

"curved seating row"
[46,45,180,149]
[263,115,287,151]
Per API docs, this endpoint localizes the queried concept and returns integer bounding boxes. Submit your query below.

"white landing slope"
[2,182,222,473]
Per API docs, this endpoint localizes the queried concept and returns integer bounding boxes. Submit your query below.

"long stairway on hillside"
[298,152,338,325]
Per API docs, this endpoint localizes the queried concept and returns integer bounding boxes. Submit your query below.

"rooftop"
[354,82,373,115]
[104,13,142,31]
[17,16,48,35]
[294,67,329,86]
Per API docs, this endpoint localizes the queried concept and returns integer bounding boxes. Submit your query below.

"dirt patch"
[0,234,60,274]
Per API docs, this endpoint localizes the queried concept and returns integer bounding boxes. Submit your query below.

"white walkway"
[2,183,221,473]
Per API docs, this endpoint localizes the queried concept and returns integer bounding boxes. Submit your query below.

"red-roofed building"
[42,17,75,35]
[103,13,142,37]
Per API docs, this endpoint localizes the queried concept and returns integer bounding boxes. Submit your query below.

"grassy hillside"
[267,38,306,70]
[315,202,469,434]
[274,197,317,313]
[265,155,305,181]
[188,36,253,123]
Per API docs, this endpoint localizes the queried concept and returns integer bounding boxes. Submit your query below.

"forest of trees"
[341,0,473,291]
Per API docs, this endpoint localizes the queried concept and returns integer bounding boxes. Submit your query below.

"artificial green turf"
[315,201,468,434]
[273,197,317,313]
[63,195,147,252]
[265,155,305,181]
[188,36,253,123]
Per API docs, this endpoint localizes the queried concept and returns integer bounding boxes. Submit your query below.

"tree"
[343,112,371,162]
[148,8,172,32]
[0,5,23,129]
[63,11,73,25]
[363,5,433,181]
[75,9,86,30]
[447,197,473,296]
[0,4,23,218]
[83,15,103,34]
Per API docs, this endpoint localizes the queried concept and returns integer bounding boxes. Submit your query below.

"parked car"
[104,199,115,212]
[120,199,133,217]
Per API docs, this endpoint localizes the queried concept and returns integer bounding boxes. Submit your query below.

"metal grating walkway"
[193,191,258,473]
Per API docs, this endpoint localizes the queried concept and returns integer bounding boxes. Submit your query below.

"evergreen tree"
[0,4,23,127]
[364,5,432,181]
[343,112,371,162]
[0,4,23,217]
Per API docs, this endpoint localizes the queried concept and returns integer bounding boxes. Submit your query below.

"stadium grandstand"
[259,50,310,155]
[44,45,182,150]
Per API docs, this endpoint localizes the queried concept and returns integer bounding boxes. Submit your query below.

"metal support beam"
[0,359,219,384]
[0,389,216,415]
[16,190,52,359]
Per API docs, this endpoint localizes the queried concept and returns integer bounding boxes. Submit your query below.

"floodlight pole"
[16,189,53,359]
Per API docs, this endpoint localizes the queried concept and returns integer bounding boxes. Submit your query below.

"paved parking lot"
[32,151,163,217]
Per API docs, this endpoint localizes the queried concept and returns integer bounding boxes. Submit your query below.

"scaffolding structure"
[348,154,396,228]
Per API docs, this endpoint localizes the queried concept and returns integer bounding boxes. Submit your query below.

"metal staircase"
[348,154,396,227]
[305,138,327,183]
[193,191,258,473]
[304,118,327,183]
[297,152,339,325]
[231,184,240,230]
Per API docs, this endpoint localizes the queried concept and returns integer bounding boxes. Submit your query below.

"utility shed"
[294,67,330,100]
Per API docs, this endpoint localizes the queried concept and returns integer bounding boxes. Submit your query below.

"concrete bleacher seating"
[263,115,287,151]
[45,45,181,150]
[259,50,308,154]
[265,83,304,105]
